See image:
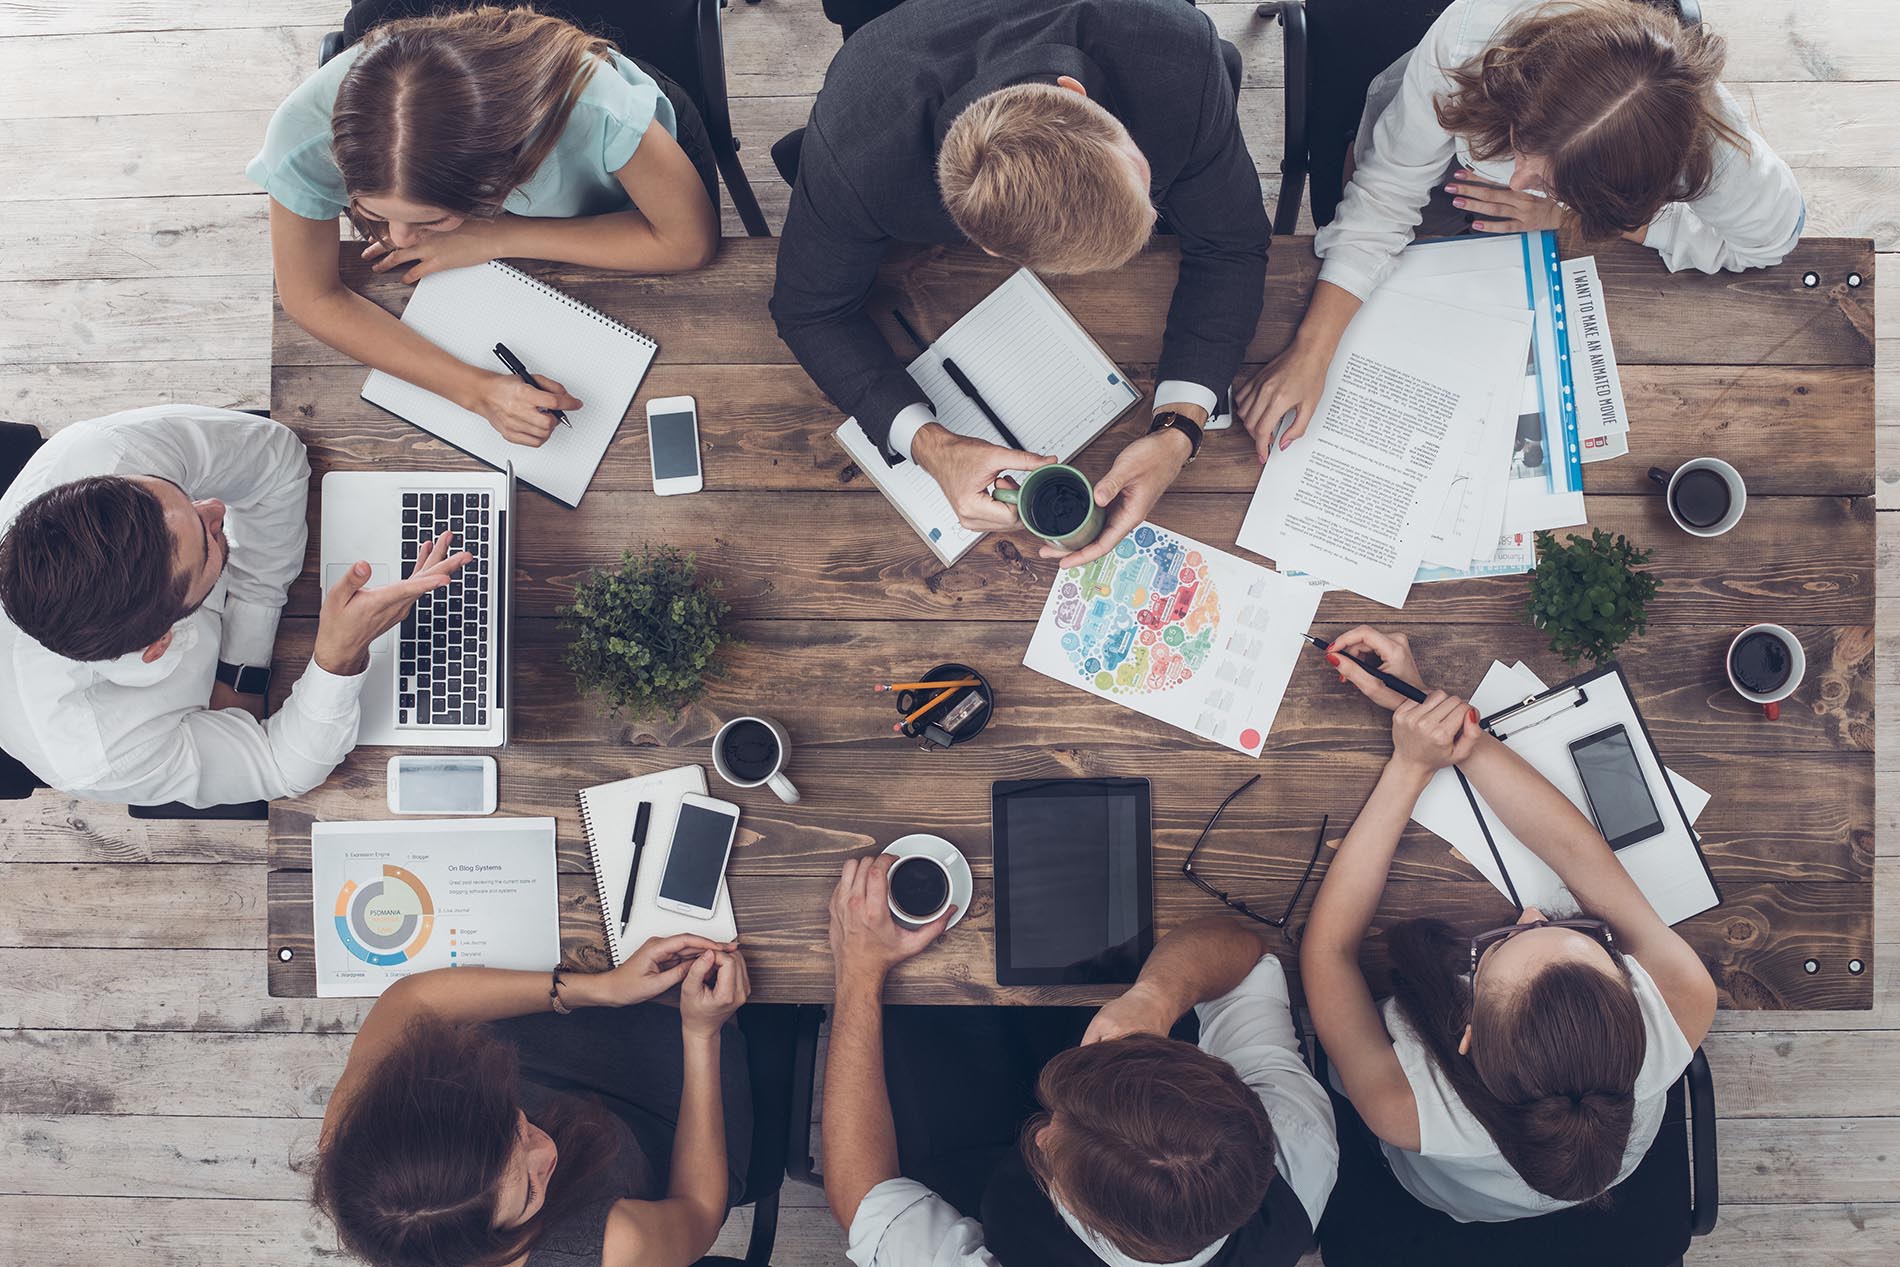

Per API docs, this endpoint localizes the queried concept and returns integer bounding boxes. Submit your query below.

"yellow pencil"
[874,678,980,693]
[892,685,961,732]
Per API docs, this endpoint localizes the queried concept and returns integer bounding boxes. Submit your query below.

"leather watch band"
[215,660,273,697]
[1148,410,1205,462]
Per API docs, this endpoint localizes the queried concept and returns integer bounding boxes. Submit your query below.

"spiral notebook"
[579,764,736,966]
[362,261,658,507]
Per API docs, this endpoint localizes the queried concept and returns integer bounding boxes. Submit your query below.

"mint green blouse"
[247,44,678,222]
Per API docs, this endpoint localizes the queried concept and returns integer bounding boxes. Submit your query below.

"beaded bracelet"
[549,968,572,1015]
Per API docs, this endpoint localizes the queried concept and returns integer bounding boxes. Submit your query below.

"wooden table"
[267,236,1876,1009]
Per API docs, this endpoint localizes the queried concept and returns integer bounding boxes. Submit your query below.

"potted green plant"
[1526,529,1661,665]
[560,546,733,721]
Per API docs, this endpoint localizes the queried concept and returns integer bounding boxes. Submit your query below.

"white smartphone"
[386,755,498,815]
[646,394,704,495]
[654,792,740,919]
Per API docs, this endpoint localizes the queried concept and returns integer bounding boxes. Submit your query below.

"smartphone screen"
[658,801,735,910]
[649,410,700,479]
[1569,726,1666,850]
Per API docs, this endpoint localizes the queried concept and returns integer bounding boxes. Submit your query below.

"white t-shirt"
[1373,954,1694,1223]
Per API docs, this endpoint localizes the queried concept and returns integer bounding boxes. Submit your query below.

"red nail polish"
[1325,652,1341,667]
[1338,674,1347,684]
[1468,707,1479,725]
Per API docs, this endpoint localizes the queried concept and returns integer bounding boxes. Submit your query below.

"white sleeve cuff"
[1315,256,1378,302]
[1153,380,1221,418]
[218,598,282,670]
[886,402,937,462]
[291,656,370,720]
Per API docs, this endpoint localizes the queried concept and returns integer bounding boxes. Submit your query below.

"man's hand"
[362,215,515,284]
[313,530,472,677]
[1082,980,1177,1045]
[209,679,267,722]
[911,423,1055,533]
[1042,426,1191,568]
[827,855,955,988]
[1446,170,1571,235]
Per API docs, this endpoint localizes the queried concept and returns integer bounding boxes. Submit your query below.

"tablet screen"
[993,779,1152,985]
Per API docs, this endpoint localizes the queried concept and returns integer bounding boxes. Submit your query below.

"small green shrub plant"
[560,546,732,721]
[1526,529,1661,665]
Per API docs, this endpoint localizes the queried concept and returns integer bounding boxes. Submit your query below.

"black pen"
[492,342,572,428]
[1297,632,1429,704]
[618,801,652,935]
[890,308,1027,452]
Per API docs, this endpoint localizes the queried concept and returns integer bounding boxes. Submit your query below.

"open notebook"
[579,764,736,965]
[836,269,1143,566]
[362,261,657,507]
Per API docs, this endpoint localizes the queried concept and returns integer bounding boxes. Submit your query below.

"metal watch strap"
[215,660,272,696]
[1148,410,1204,461]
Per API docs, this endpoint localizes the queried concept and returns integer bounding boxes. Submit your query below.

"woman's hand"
[362,216,515,283]
[1328,625,1426,711]
[1236,338,1333,463]
[466,370,583,447]
[1445,170,1571,235]
[1389,690,1482,779]
[594,934,736,1008]
[679,948,750,1039]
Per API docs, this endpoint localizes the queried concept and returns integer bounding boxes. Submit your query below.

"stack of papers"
[1563,257,1632,463]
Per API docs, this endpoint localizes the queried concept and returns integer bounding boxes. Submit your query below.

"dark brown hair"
[332,5,615,240]
[314,1016,620,1267]
[1434,0,1746,239]
[1021,1032,1278,1262]
[0,475,190,661]
[1389,918,1647,1203]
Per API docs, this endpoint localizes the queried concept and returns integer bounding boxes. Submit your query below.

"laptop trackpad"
[323,562,404,656]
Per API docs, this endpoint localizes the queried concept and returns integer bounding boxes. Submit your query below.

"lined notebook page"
[362,261,657,507]
[837,269,1141,565]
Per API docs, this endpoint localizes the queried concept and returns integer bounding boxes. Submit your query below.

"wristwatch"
[216,660,273,697]
[1148,410,1205,462]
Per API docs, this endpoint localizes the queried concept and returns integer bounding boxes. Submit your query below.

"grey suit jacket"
[769,0,1270,455]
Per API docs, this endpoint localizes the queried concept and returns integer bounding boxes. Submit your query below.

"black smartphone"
[1567,724,1666,850]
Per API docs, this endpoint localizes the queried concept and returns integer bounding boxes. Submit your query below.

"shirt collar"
[1051,1194,1227,1267]
[934,44,1116,151]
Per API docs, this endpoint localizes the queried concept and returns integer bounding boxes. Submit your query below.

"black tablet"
[992,777,1153,986]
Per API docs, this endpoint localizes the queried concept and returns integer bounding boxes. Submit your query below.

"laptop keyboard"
[396,490,492,728]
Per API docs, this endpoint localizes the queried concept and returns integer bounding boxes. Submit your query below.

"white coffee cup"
[1648,457,1746,537]
[711,715,800,804]
[1725,623,1806,721]
[886,853,954,926]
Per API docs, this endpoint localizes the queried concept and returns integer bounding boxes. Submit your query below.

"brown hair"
[332,5,615,239]
[937,83,1156,274]
[1021,1032,1278,1261]
[1434,0,1746,239]
[1388,918,1647,1203]
[0,475,190,661]
[314,1016,621,1267]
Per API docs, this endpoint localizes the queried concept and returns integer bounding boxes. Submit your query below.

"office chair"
[0,416,266,817]
[320,0,770,236]
[1307,1040,1718,1267]
[1258,0,1702,236]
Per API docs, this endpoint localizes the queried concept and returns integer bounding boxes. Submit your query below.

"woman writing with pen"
[1302,625,1715,1222]
[251,5,719,448]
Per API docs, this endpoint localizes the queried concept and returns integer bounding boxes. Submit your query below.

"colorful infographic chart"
[1024,523,1322,756]
[333,864,436,967]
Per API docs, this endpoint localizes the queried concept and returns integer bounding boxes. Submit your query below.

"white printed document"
[1022,523,1321,756]
[312,817,561,997]
[836,269,1142,566]
[1563,257,1631,463]
[1237,287,1528,607]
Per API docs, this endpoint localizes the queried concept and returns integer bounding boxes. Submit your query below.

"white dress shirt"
[0,406,364,807]
[1313,0,1805,301]
[886,381,1222,461]
[845,955,1339,1267]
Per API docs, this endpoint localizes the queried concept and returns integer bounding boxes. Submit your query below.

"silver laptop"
[319,464,514,748]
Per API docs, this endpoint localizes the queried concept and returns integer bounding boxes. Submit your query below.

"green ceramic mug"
[992,463,1104,552]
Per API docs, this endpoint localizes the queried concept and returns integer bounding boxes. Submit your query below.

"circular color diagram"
[1050,525,1221,696]
[333,864,436,966]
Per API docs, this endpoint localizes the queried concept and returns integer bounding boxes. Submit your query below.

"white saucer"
[881,833,973,930]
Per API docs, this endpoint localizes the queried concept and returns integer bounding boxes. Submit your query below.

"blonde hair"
[937,84,1154,274]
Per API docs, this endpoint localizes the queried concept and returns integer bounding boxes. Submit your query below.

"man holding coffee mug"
[823,856,1337,1267]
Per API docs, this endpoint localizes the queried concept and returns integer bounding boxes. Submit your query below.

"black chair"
[321,0,770,236]
[1258,0,1702,236]
[1308,1040,1717,1267]
[0,416,266,818]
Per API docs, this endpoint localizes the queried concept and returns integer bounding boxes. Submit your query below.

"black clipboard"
[1452,661,1720,914]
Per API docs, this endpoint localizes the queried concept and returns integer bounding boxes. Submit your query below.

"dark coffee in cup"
[888,855,950,920]
[1027,470,1092,537]
[1672,469,1732,529]
[718,719,780,782]
[1730,630,1793,694]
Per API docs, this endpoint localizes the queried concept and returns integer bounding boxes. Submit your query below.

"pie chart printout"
[334,864,435,966]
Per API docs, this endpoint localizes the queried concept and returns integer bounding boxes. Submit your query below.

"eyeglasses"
[1468,918,1615,977]
[1180,775,1327,931]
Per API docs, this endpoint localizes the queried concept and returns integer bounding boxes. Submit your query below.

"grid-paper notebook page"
[836,268,1142,565]
[362,261,657,507]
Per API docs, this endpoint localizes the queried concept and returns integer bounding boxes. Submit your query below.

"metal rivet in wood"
[277,947,293,961]
[1803,958,1820,974]
[1848,959,1865,974]
[1802,271,1820,287]
[1846,272,1863,287]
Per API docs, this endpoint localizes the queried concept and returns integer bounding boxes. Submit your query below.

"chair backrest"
[0,421,50,799]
